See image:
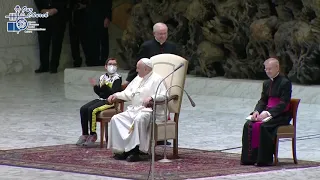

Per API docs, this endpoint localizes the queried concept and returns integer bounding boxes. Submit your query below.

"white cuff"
[262,110,271,117]
[266,111,271,116]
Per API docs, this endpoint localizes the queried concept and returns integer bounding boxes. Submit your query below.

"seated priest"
[240,58,292,166]
[107,58,167,162]
[76,58,122,147]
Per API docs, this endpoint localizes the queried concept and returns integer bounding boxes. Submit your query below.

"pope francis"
[107,58,167,162]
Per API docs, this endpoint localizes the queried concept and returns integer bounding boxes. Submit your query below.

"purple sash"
[267,97,290,112]
[251,97,290,148]
[251,121,263,148]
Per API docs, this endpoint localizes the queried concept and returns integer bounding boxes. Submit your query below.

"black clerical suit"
[86,0,112,66]
[34,0,67,73]
[68,0,90,67]
[126,39,179,82]
[241,74,292,166]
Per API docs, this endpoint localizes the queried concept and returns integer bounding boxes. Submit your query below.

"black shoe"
[113,153,129,160]
[157,141,171,145]
[73,59,82,67]
[35,68,49,73]
[50,69,57,74]
[139,151,148,156]
[256,162,273,167]
[73,62,81,67]
[126,154,142,162]
[241,162,255,165]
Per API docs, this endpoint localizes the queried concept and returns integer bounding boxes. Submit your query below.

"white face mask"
[107,65,117,74]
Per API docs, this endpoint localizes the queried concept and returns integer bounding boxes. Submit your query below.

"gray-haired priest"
[240,58,292,166]
[107,58,167,162]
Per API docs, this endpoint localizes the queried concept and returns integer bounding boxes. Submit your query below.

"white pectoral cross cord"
[128,74,153,135]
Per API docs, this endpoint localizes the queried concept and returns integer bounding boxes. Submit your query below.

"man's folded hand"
[257,111,269,121]
[108,94,117,104]
[142,97,153,107]
[251,111,259,121]
[40,9,49,14]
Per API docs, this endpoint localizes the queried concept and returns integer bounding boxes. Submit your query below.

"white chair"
[150,53,189,158]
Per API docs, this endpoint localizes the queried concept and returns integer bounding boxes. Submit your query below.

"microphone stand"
[158,85,196,163]
[158,87,172,163]
[151,63,184,180]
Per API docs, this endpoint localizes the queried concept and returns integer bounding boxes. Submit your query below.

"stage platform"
[0,69,319,179]
[64,66,320,105]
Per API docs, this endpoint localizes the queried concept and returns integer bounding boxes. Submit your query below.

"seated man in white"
[107,58,167,162]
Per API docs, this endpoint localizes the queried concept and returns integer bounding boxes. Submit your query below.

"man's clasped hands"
[251,111,271,121]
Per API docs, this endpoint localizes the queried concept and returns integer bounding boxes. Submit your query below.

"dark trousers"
[69,9,90,67]
[37,17,66,71]
[86,12,109,66]
[80,99,109,135]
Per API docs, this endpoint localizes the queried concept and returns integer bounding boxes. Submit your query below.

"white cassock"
[107,71,167,153]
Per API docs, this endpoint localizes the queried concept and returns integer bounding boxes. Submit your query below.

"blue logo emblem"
[5,5,48,34]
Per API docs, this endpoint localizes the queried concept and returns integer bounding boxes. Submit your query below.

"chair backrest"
[150,54,188,113]
[290,98,301,128]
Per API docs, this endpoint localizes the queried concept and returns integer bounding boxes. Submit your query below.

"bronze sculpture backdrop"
[116,0,320,84]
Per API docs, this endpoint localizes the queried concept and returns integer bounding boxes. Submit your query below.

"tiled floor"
[0,72,319,180]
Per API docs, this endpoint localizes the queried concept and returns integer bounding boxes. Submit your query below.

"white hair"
[264,58,279,66]
[153,22,168,32]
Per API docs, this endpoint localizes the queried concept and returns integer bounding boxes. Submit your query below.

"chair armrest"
[112,83,128,113]
[111,99,126,113]
[149,95,179,106]
[110,94,179,111]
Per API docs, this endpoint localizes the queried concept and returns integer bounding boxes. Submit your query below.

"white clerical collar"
[143,71,153,80]
[270,72,279,81]
[155,38,164,45]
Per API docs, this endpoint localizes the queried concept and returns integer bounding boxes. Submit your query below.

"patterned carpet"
[0,144,319,180]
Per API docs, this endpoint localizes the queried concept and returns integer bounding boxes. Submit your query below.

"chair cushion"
[155,121,176,140]
[277,125,294,136]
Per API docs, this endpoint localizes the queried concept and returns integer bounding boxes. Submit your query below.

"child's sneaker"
[83,134,97,147]
[76,135,88,146]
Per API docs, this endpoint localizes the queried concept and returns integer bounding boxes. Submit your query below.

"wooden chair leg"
[292,137,298,164]
[274,137,279,165]
[100,121,105,148]
[173,113,179,159]
[173,139,178,158]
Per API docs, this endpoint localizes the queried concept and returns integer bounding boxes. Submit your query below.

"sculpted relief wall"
[117,0,320,84]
